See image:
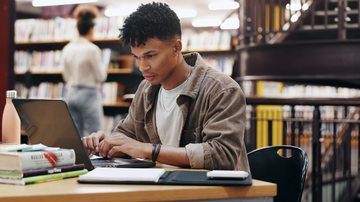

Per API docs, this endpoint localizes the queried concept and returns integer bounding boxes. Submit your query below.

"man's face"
[131,37,180,87]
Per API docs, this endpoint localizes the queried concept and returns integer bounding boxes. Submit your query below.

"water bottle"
[1,90,21,144]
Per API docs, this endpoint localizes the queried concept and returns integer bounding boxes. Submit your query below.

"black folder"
[78,170,252,186]
[159,171,252,186]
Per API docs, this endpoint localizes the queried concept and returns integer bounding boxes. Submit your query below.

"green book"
[0,169,88,185]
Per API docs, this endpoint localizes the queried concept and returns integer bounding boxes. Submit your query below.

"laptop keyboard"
[91,157,156,168]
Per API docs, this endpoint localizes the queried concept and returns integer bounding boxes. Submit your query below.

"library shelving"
[14,36,141,134]
[14,38,142,109]
[14,17,141,110]
[182,29,237,77]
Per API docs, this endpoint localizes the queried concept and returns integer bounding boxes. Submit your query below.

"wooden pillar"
[0,0,15,141]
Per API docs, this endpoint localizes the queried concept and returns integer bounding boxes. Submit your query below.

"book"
[78,168,166,183]
[0,164,85,179]
[0,149,76,171]
[0,169,88,185]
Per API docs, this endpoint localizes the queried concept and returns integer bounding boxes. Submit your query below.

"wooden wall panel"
[0,0,15,141]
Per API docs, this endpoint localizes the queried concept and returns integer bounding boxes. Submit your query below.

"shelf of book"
[14,23,139,112]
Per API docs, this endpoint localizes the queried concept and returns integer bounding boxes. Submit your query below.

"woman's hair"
[119,2,181,47]
[73,5,99,36]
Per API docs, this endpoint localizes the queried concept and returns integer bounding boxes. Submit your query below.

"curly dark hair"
[119,2,181,47]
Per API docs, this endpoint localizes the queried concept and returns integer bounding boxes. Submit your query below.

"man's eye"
[145,54,156,59]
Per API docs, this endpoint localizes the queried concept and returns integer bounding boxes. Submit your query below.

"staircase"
[236,0,360,201]
[237,0,360,88]
[286,0,360,41]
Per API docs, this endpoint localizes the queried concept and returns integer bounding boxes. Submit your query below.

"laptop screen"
[12,98,94,170]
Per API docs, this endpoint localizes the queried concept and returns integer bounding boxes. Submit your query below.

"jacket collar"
[181,52,208,100]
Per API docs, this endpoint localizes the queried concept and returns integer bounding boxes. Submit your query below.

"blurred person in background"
[62,5,107,137]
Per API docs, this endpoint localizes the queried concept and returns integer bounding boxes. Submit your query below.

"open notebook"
[12,98,155,170]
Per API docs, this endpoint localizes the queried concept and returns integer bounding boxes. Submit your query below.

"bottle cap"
[6,90,17,98]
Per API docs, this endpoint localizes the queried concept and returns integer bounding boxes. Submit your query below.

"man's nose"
[137,59,150,72]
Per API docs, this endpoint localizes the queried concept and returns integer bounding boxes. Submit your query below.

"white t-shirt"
[156,80,188,146]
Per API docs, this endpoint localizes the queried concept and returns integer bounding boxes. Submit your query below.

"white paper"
[0,144,30,152]
[78,167,166,182]
[0,144,59,152]
[207,170,249,179]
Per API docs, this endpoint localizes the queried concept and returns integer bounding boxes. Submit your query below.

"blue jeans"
[65,86,103,137]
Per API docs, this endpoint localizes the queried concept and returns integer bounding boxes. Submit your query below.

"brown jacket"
[114,53,250,171]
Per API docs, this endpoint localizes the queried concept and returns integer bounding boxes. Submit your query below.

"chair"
[247,145,308,202]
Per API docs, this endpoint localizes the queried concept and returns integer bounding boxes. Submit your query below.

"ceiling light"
[173,8,197,18]
[220,17,239,30]
[104,6,137,17]
[105,6,197,18]
[290,12,301,22]
[285,2,301,11]
[32,0,98,7]
[192,18,222,28]
[208,1,239,10]
[302,3,310,10]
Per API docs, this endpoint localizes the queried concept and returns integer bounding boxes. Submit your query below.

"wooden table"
[0,177,276,202]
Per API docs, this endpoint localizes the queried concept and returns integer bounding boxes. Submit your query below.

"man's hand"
[81,131,107,155]
[82,132,190,167]
[97,132,152,159]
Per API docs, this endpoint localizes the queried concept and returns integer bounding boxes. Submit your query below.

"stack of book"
[0,144,87,185]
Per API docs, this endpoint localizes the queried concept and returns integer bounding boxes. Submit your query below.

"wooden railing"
[237,0,359,47]
[246,96,360,202]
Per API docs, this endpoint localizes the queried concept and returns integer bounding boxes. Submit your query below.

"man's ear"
[173,39,182,53]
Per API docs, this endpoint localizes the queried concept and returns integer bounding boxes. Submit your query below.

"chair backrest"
[248,145,308,202]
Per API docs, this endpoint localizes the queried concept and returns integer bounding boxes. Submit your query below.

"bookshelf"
[182,29,237,77]
[14,17,142,134]
[14,40,140,105]
[241,80,360,148]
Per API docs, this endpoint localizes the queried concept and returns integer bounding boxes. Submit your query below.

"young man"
[82,2,249,171]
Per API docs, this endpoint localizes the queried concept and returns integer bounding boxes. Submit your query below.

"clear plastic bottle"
[1,90,21,144]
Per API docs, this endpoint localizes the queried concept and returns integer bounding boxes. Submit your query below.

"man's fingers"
[108,146,125,158]
[82,131,107,154]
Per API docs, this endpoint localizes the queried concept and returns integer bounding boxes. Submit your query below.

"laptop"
[12,98,155,170]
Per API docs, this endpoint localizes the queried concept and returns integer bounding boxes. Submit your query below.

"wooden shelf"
[93,38,122,45]
[182,49,235,54]
[103,101,130,108]
[15,71,62,76]
[15,38,121,48]
[107,68,133,74]
[15,68,133,76]
[16,40,69,46]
